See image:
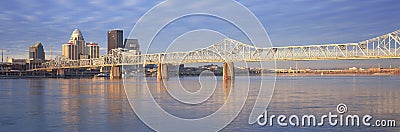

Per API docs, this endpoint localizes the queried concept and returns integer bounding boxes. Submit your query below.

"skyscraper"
[107,29,123,52]
[86,42,100,59]
[29,42,45,61]
[27,42,45,69]
[124,38,141,55]
[124,39,139,51]
[62,43,78,60]
[69,29,86,59]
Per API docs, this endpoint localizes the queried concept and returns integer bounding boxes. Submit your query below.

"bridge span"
[32,29,400,79]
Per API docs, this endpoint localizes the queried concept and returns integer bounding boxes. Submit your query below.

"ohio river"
[0,76,399,131]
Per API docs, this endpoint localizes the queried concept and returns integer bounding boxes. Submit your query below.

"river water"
[0,75,399,131]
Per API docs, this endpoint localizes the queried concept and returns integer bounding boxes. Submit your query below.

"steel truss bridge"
[38,29,400,70]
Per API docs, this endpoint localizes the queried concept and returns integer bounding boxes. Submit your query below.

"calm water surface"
[0,76,399,131]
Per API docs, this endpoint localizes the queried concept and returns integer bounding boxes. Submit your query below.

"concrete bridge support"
[157,63,168,80]
[57,69,65,78]
[223,62,234,80]
[110,66,121,79]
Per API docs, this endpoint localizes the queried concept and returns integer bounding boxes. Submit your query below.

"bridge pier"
[110,66,121,79]
[157,63,168,80]
[57,69,65,78]
[223,62,234,80]
[100,66,104,73]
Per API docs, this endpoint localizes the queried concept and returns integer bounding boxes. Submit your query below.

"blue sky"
[0,0,399,68]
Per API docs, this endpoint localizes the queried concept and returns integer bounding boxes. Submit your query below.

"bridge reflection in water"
[124,77,235,119]
[1,76,399,131]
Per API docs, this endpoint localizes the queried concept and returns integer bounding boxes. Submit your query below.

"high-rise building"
[29,42,45,61]
[62,43,78,60]
[86,42,100,59]
[107,30,123,53]
[124,38,141,55]
[69,29,86,59]
[124,39,140,51]
[27,42,45,69]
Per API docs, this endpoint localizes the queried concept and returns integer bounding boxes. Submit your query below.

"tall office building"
[29,42,45,61]
[124,39,139,51]
[27,42,45,69]
[69,29,86,59]
[124,38,141,55]
[107,30,123,52]
[62,43,78,60]
[86,42,100,59]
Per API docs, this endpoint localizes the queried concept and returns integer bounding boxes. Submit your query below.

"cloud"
[122,0,142,7]
[74,16,98,25]
[43,16,70,25]
[1,0,400,61]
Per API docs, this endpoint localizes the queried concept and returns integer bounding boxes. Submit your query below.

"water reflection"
[0,76,399,131]
[106,80,125,131]
[58,79,134,131]
[144,78,235,119]
[60,79,82,131]
[269,76,400,115]
[258,76,400,131]
[124,76,254,131]
[27,79,46,131]
[222,80,232,102]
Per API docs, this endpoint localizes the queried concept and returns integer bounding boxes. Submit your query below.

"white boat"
[96,73,110,77]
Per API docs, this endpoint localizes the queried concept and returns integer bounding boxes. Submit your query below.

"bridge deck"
[35,29,400,70]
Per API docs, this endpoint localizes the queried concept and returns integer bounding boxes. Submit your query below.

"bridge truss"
[40,29,400,70]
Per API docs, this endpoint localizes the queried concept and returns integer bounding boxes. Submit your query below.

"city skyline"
[1,1,400,131]
[0,0,400,68]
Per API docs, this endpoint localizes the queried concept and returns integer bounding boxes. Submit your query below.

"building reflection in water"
[125,76,236,119]
[56,76,399,131]
[105,79,125,131]
[27,79,46,132]
[58,78,132,131]
[60,79,82,132]
[2,75,398,131]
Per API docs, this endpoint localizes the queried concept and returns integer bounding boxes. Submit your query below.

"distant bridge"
[33,29,400,79]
